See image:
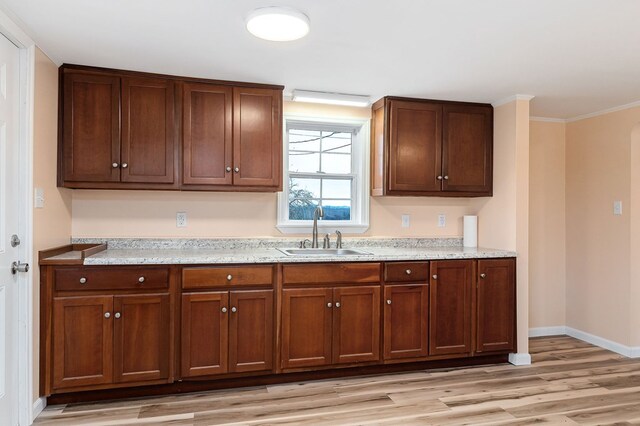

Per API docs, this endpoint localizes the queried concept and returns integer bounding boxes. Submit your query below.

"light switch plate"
[438,214,446,227]
[614,201,622,215]
[34,187,44,208]
[401,214,410,228]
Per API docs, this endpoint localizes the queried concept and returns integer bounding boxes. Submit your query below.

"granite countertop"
[50,237,516,266]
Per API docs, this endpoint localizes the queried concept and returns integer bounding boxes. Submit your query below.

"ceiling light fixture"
[246,7,310,41]
[291,90,371,107]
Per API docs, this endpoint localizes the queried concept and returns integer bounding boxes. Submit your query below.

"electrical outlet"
[176,212,187,227]
[614,201,622,216]
[401,214,410,228]
[34,187,44,208]
[438,214,446,227]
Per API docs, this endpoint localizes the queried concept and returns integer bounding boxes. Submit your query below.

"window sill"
[276,223,369,234]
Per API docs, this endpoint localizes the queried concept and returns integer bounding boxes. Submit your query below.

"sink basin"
[277,248,372,256]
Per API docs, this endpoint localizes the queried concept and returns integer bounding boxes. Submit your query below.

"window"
[277,116,369,233]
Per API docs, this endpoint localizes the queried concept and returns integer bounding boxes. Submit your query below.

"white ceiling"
[2,0,640,119]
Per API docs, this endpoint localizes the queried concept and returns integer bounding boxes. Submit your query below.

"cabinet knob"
[115,312,121,319]
[112,162,119,168]
[226,166,232,172]
[405,269,412,275]
[227,274,233,281]
[327,302,332,308]
[444,175,449,180]
[432,274,438,280]
[138,276,145,283]
[335,302,341,308]
[437,175,443,181]
[104,312,111,319]
[79,277,87,284]
[234,167,240,173]
[386,299,392,305]
[480,273,486,279]
[121,162,128,168]
[221,307,227,313]
[231,307,237,313]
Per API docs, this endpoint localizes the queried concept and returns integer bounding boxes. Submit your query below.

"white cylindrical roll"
[463,215,478,248]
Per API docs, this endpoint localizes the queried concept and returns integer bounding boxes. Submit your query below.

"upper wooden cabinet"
[58,64,283,191]
[371,97,493,197]
[182,85,282,190]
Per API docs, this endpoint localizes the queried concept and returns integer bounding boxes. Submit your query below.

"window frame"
[277,115,370,234]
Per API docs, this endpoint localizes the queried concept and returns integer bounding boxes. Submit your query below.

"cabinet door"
[429,260,473,356]
[113,294,170,383]
[383,284,429,360]
[387,100,442,193]
[121,77,175,183]
[62,72,120,182]
[229,290,273,373]
[333,286,381,364]
[232,87,282,188]
[52,296,113,389]
[442,105,492,194]
[281,288,332,369]
[477,259,516,353]
[182,83,233,186]
[181,292,229,377]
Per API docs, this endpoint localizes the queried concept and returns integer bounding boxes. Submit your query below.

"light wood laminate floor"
[35,336,640,425]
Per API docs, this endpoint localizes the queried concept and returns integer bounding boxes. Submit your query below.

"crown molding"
[492,94,535,107]
[530,116,567,123]
[566,99,640,123]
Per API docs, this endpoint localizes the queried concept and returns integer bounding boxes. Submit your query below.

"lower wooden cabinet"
[476,259,516,353]
[52,293,170,390]
[429,260,473,356]
[383,284,429,360]
[181,290,273,377]
[281,286,380,369]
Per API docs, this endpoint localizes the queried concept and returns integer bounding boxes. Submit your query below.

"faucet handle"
[300,238,311,249]
[323,233,331,249]
[335,230,342,249]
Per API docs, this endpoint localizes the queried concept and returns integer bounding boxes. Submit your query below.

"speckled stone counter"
[63,238,516,265]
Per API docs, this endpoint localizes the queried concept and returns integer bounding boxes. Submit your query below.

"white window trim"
[277,114,370,234]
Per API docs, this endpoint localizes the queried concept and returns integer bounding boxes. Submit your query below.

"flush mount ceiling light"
[246,7,310,41]
[291,90,371,107]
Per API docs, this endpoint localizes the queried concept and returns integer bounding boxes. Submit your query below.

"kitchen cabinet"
[371,97,492,197]
[383,262,430,361]
[182,84,282,190]
[429,260,473,356]
[61,69,176,188]
[52,292,170,390]
[281,263,381,369]
[180,265,275,377]
[476,259,516,353]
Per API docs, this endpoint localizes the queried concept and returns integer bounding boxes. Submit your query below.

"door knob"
[11,261,29,275]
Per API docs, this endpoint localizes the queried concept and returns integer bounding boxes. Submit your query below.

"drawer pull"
[231,307,237,313]
[79,277,87,284]
[387,299,392,305]
[221,307,228,313]
[227,274,233,281]
[432,274,438,280]
[405,269,412,275]
[138,276,145,283]
[104,312,111,319]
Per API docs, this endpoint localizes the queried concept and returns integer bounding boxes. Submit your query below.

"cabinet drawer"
[182,265,274,289]
[283,263,381,285]
[55,267,169,291]
[384,262,429,282]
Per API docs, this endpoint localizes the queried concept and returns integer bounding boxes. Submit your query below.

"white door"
[0,33,22,426]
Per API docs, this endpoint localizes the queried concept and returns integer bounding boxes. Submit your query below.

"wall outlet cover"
[401,214,410,228]
[176,212,187,227]
[438,214,446,227]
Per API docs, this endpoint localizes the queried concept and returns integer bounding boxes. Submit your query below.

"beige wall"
[529,120,566,328]
[566,107,640,347]
[32,48,72,402]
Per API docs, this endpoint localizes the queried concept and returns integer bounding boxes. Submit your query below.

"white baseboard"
[508,352,532,365]
[32,397,46,422]
[529,326,567,337]
[529,325,640,358]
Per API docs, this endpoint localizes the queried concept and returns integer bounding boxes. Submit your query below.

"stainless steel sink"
[277,248,372,256]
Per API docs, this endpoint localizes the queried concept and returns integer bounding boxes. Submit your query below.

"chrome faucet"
[335,230,342,248]
[311,206,324,248]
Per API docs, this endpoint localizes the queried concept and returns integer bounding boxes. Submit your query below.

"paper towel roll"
[463,215,478,248]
